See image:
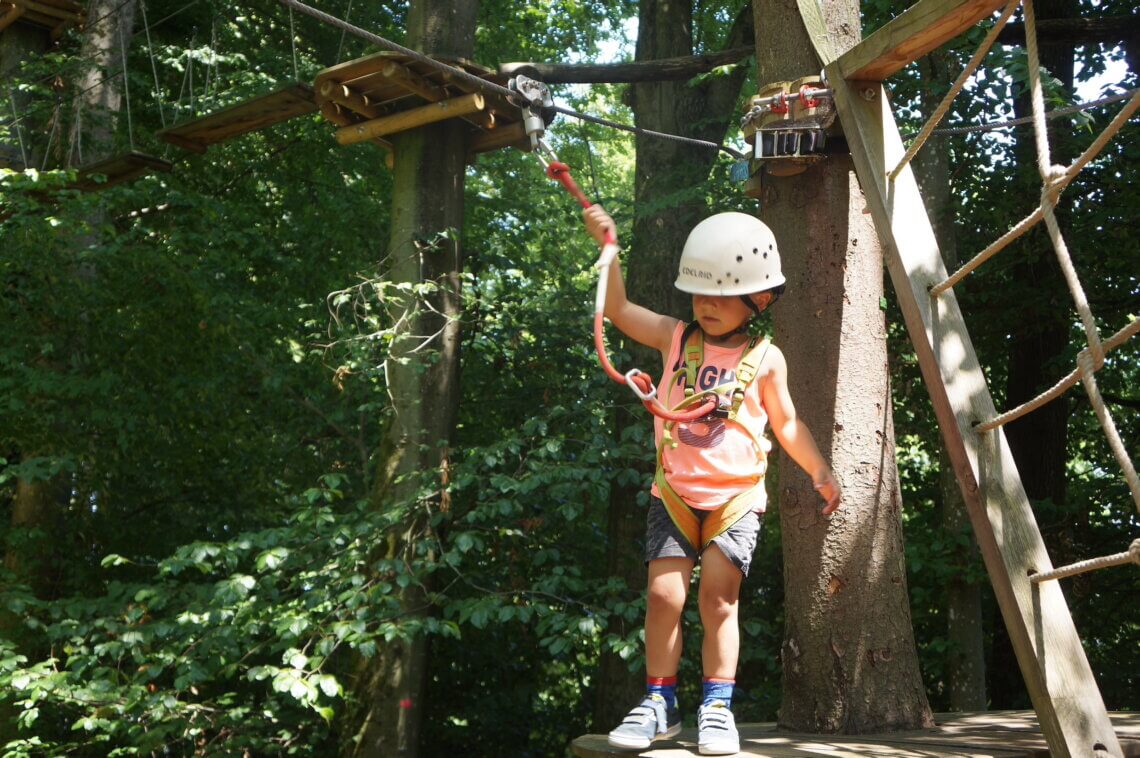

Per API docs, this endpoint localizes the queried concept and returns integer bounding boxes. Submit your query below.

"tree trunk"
[68,0,137,167]
[913,52,987,712]
[753,0,934,732]
[593,0,753,731]
[339,2,476,756]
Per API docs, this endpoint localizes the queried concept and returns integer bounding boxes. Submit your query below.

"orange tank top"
[651,322,772,512]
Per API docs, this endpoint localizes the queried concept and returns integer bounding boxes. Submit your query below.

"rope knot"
[1129,539,1140,566]
[545,160,569,179]
[1040,164,1067,206]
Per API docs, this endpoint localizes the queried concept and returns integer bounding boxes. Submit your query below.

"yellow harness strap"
[656,332,770,551]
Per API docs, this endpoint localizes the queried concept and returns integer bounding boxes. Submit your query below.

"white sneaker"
[607,694,682,750]
[697,700,739,755]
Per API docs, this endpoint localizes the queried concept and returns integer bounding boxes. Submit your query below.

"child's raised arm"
[583,204,678,356]
[760,344,842,515]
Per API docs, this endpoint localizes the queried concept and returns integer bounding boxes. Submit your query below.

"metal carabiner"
[624,369,658,402]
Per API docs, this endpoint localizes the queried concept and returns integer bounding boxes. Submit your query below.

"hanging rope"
[6,88,29,168]
[335,0,353,62]
[140,0,167,128]
[41,102,60,171]
[119,17,135,150]
[1030,539,1140,583]
[908,0,1140,518]
[288,2,299,82]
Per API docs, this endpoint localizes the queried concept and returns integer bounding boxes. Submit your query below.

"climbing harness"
[655,326,771,549]
[508,76,718,424]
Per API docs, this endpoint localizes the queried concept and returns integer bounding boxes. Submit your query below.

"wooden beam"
[996,16,1140,47]
[319,80,388,120]
[0,3,24,31]
[836,0,1008,81]
[380,60,449,102]
[379,60,497,130]
[498,47,754,84]
[795,0,1124,755]
[10,0,79,24]
[468,121,528,155]
[335,93,485,145]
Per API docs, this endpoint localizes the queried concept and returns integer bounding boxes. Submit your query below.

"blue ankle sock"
[702,677,734,708]
[647,676,677,709]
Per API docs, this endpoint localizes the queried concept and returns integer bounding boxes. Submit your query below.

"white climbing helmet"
[674,212,785,297]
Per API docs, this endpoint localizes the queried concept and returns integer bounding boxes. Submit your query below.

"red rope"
[547,160,716,423]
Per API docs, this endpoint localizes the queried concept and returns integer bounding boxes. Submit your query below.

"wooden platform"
[0,0,82,39]
[156,83,318,154]
[73,151,173,191]
[572,711,1140,757]
[313,51,532,159]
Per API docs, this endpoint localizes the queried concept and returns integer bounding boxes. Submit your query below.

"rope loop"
[1129,538,1140,566]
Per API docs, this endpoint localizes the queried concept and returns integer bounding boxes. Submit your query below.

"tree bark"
[339,2,476,756]
[753,0,934,732]
[913,51,987,713]
[67,0,136,167]
[593,0,754,732]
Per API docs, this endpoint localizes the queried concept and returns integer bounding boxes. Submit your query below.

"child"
[583,205,841,755]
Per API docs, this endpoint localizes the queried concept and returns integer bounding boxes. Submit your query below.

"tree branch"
[498,46,753,84]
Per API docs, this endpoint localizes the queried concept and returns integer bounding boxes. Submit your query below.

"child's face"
[692,294,754,337]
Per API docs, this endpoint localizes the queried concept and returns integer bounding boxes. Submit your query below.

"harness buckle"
[708,392,734,418]
[624,368,658,402]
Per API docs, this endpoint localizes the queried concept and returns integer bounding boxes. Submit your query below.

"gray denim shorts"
[644,496,763,576]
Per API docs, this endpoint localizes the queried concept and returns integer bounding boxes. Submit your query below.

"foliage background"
[1,0,1136,754]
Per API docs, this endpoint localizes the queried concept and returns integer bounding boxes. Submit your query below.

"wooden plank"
[468,121,528,155]
[836,0,1007,81]
[335,92,485,145]
[10,0,79,24]
[570,711,1140,757]
[794,1,1124,754]
[157,83,316,153]
[73,151,173,191]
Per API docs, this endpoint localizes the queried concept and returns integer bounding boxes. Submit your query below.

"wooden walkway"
[572,711,1140,757]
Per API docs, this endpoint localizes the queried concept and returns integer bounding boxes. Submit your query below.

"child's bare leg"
[645,557,693,676]
[697,545,743,678]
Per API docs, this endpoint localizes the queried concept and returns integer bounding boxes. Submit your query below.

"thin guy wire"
[911,88,1140,138]
[890,0,1019,180]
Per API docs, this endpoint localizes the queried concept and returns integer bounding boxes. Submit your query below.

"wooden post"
[335,92,485,145]
[793,0,1123,754]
